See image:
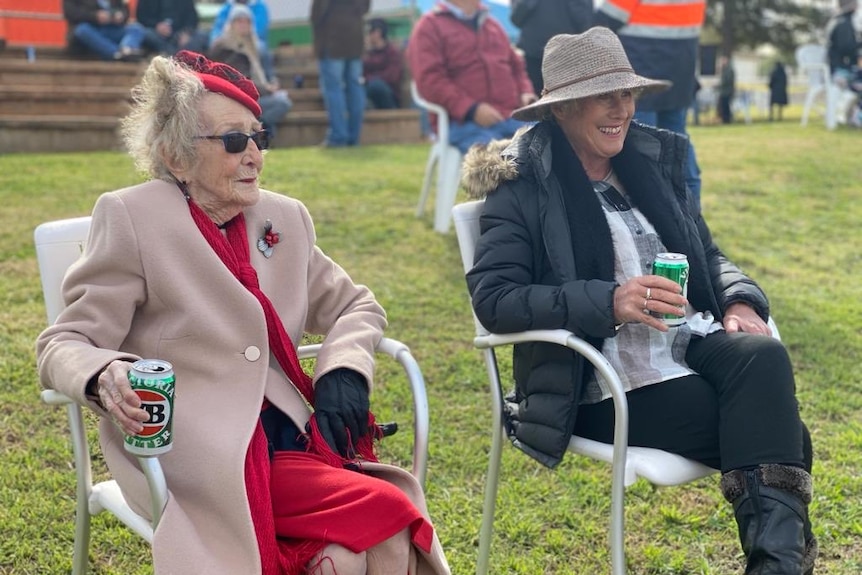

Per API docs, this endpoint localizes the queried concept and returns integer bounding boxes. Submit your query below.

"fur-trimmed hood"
[461,120,689,201]
[460,135,521,200]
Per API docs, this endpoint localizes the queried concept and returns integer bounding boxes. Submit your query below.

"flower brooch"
[256,219,281,258]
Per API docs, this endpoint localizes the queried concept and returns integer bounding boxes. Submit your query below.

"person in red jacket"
[363,18,404,109]
[406,0,537,153]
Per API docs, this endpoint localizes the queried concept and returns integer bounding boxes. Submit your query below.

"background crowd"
[61,0,862,147]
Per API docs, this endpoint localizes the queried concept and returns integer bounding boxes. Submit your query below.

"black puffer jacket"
[463,121,769,468]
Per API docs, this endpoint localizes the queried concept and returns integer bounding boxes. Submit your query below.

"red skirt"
[270,451,434,556]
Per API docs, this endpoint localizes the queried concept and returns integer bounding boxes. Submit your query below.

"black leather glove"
[312,368,370,457]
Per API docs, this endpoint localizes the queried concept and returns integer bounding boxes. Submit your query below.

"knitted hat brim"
[512,71,671,122]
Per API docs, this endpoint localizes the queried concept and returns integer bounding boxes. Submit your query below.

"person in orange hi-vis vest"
[594,0,705,213]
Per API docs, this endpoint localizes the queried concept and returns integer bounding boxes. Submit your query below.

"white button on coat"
[243,346,261,361]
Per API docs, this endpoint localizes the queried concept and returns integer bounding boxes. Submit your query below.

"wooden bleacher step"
[0,59,146,88]
[280,109,422,148]
[0,85,131,116]
[0,47,423,154]
[0,115,122,154]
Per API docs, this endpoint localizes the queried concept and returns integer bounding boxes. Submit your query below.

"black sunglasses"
[196,130,270,153]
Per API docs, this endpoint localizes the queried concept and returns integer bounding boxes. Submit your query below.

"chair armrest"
[473,322,782,475]
[410,81,447,118]
[410,81,451,150]
[767,316,781,341]
[473,329,630,486]
[473,329,628,414]
[41,388,75,405]
[40,389,168,530]
[297,337,430,488]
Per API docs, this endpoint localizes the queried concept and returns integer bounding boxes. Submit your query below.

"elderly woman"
[36,51,449,575]
[462,28,816,575]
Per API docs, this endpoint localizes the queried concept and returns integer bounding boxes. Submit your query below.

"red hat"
[174,50,261,117]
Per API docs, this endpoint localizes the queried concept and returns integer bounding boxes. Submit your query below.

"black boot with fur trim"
[720,464,817,575]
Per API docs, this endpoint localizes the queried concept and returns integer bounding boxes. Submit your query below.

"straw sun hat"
[512,27,671,122]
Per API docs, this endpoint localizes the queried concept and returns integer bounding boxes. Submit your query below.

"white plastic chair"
[731,89,754,124]
[796,44,838,130]
[35,216,432,574]
[411,81,464,234]
[452,200,729,575]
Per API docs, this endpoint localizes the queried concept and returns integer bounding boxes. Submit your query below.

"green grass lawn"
[1,118,860,574]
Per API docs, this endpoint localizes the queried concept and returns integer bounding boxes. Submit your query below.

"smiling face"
[173,92,264,224]
[552,90,636,180]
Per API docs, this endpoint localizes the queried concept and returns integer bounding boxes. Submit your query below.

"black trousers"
[574,331,811,473]
[718,95,733,124]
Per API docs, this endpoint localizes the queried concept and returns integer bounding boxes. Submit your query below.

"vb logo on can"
[137,388,172,436]
[124,359,175,457]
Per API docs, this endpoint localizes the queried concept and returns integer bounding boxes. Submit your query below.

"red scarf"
[187,196,380,574]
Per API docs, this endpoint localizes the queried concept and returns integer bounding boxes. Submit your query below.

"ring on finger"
[646,287,652,300]
[643,299,650,315]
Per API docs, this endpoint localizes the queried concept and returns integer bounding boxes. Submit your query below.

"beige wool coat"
[36,180,450,575]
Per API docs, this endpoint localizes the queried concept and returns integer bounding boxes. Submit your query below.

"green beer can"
[124,359,175,457]
[652,252,689,326]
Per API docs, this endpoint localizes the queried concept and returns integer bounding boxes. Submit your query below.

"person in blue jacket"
[209,0,273,78]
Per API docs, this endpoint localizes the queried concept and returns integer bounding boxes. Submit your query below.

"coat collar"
[461,119,718,314]
[461,120,689,201]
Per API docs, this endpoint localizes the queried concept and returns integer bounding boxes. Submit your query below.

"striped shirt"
[580,172,722,405]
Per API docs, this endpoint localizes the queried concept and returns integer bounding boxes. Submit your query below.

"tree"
[706,0,834,58]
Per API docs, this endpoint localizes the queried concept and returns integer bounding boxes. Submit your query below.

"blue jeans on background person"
[634,108,702,213]
[318,58,365,146]
[448,118,527,154]
[141,28,208,55]
[365,77,398,109]
[260,91,293,142]
[72,22,145,60]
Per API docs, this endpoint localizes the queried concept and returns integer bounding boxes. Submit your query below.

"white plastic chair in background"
[35,216,432,574]
[411,81,463,234]
[796,44,838,130]
[731,90,754,124]
[452,199,781,575]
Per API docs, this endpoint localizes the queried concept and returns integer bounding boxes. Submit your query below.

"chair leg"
[801,88,819,127]
[432,147,462,233]
[68,403,94,575]
[608,395,630,575]
[800,94,811,126]
[416,148,439,218]
[825,85,836,130]
[71,488,92,575]
[476,348,507,575]
[476,425,505,575]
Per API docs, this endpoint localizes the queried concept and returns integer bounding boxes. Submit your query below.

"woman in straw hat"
[462,27,816,574]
